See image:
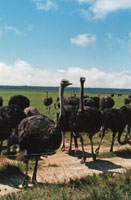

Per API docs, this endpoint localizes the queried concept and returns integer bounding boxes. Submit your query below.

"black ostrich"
[110,93,114,97]
[95,105,131,155]
[0,96,3,107]
[69,95,100,155]
[0,104,25,154]
[72,77,103,163]
[14,79,72,187]
[43,91,53,113]
[124,98,131,105]
[122,105,131,142]
[55,94,79,152]
[128,94,131,99]
[99,96,114,111]
[8,95,30,111]
[95,95,130,154]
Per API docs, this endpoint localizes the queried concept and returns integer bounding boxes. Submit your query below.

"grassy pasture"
[0,89,129,148]
[1,167,131,200]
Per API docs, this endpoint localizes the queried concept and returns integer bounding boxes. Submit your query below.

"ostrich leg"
[74,133,79,154]
[80,134,86,164]
[32,156,39,184]
[0,140,3,154]
[61,131,66,151]
[22,158,29,187]
[110,132,117,152]
[89,135,96,161]
[95,127,105,155]
[68,132,73,154]
[125,124,131,140]
[69,132,79,154]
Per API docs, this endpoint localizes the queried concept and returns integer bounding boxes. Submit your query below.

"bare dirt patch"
[0,144,131,197]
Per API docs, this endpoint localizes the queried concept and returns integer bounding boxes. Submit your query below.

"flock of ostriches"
[0,78,131,187]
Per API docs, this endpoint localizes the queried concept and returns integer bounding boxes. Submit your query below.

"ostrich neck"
[59,86,64,117]
[46,92,48,98]
[79,82,84,112]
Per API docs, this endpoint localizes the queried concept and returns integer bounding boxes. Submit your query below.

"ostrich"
[122,105,131,142]
[24,107,42,117]
[110,93,114,97]
[14,79,72,187]
[0,104,26,154]
[128,94,131,99]
[54,93,79,152]
[69,95,100,156]
[72,77,103,163]
[7,107,42,152]
[99,96,114,111]
[0,96,3,107]
[124,98,131,105]
[95,105,131,155]
[61,95,79,152]
[8,95,30,111]
[43,91,53,114]
[95,94,131,154]
[55,94,79,152]
[6,95,30,152]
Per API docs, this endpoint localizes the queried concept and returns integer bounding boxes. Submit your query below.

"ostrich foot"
[74,148,79,157]
[22,176,30,187]
[93,154,96,161]
[61,145,65,152]
[95,147,100,155]
[68,147,72,155]
[80,156,86,164]
[32,179,38,185]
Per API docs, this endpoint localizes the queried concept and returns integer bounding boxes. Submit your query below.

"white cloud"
[129,32,131,38]
[106,33,128,49]
[0,60,131,89]
[79,0,131,19]
[32,0,58,11]
[4,26,24,36]
[71,33,96,46]
[0,24,35,37]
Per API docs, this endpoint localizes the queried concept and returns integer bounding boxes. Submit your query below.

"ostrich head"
[58,79,72,123]
[60,79,72,88]
[80,77,86,83]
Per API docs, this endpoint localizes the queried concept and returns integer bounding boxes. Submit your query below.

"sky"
[0,0,131,88]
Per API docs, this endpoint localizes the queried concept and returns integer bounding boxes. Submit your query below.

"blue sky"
[0,0,131,88]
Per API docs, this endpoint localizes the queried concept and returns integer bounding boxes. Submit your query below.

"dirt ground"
[0,143,131,197]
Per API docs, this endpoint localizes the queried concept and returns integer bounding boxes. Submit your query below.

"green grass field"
[0,90,129,152]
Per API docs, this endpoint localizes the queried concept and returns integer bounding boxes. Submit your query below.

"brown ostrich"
[24,107,42,117]
[14,79,72,187]
[7,107,42,152]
